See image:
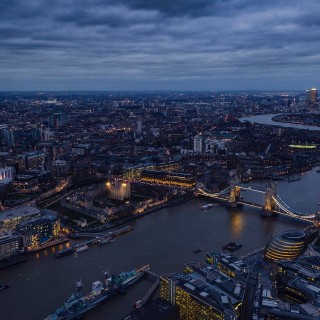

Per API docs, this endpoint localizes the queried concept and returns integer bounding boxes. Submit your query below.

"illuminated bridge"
[197,180,318,224]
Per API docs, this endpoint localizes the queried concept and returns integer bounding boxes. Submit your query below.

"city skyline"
[1,0,320,91]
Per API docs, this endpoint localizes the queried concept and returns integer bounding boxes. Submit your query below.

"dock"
[55,226,134,258]
[134,270,160,309]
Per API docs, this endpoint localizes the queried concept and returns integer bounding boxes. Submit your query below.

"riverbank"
[0,254,28,270]
[272,113,320,128]
[25,237,69,253]
[83,193,195,233]
[239,113,320,131]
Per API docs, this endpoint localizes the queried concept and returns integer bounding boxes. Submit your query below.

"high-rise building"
[136,117,142,134]
[160,262,242,320]
[310,87,317,104]
[16,214,61,251]
[193,135,203,153]
[16,151,45,171]
[306,87,317,105]
[3,128,16,147]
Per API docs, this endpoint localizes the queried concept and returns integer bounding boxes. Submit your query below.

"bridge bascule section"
[197,179,317,223]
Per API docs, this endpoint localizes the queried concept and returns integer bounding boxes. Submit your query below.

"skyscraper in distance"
[310,87,317,104]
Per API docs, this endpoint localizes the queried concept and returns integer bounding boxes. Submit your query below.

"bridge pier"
[229,179,241,207]
[262,182,277,216]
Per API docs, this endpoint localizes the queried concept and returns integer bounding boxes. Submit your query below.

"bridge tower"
[264,182,277,212]
[314,211,320,228]
[229,178,241,207]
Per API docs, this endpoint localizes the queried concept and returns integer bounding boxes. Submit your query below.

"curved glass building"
[264,230,306,262]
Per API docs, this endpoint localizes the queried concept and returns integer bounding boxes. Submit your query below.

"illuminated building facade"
[0,206,40,234]
[12,175,38,193]
[16,214,61,250]
[160,262,242,320]
[206,252,249,281]
[106,179,131,200]
[0,234,21,260]
[310,87,317,105]
[140,170,195,188]
[264,230,306,262]
[123,162,180,179]
[0,167,15,181]
[17,151,45,171]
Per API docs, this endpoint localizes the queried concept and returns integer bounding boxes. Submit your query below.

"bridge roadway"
[134,270,160,308]
[198,189,314,224]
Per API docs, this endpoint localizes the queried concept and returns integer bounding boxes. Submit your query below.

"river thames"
[1,166,319,320]
[239,113,320,131]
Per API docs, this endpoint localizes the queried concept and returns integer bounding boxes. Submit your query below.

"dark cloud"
[0,0,320,90]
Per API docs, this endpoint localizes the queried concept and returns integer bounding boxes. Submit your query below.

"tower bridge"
[197,179,318,224]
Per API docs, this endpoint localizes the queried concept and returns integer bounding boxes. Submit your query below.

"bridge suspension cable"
[272,197,314,220]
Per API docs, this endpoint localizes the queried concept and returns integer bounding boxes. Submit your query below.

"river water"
[1,166,319,320]
[239,113,320,131]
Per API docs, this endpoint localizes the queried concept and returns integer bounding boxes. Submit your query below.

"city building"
[0,166,15,182]
[264,230,307,262]
[0,206,41,234]
[206,252,249,280]
[137,116,142,134]
[0,234,21,260]
[12,174,38,193]
[17,151,45,171]
[160,262,243,320]
[106,179,131,200]
[51,160,70,177]
[140,170,195,188]
[309,87,317,105]
[16,214,61,251]
[193,135,203,153]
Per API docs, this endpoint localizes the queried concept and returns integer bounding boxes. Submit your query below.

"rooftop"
[0,206,40,223]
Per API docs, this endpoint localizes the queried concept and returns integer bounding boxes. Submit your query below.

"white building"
[137,117,142,134]
[0,167,15,181]
[193,135,203,153]
[106,179,131,200]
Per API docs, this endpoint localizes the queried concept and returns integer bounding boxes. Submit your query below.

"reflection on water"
[230,211,244,237]
[0,168,318,320]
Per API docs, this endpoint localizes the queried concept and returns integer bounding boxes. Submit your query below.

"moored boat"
[201,203,218,210]
[46,264,150,320]
[97,238,112,246]
[75,244,89,253]
[223,242,242,251]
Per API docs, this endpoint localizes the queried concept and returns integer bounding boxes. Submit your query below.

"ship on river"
[46,264,150,320]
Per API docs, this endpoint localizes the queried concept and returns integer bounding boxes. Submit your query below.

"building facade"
[0,234,21,260]
[16,214,61,250]
[106,179,131,200]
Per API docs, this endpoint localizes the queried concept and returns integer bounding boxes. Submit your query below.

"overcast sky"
[1,0,320,91]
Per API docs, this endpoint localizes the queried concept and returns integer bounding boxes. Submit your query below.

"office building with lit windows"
[309,87,317,105]
[264,230,307,262]
[0,234,22,260]
[0,206,41,234]
[206,252,249,281]
[16,214,61,251]
[12,174,38,193]
[160,262,243,320]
